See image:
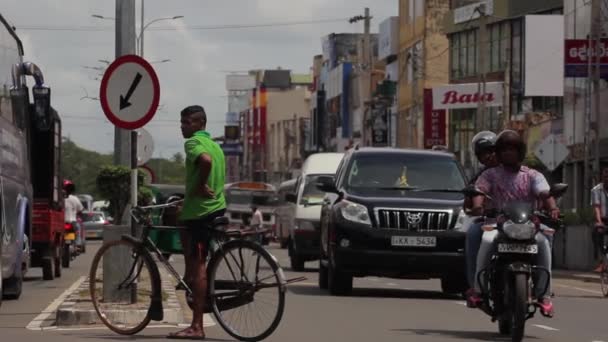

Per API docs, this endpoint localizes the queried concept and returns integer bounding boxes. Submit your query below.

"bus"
[1,12,61,305]
[224,182,280,242]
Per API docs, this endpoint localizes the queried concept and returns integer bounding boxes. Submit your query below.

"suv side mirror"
[32,86,52,131]
[316,175,338,194]
[285,193,297,203]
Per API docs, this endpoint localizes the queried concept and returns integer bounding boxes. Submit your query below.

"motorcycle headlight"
[502,221,537,240]
[339,200,371,226]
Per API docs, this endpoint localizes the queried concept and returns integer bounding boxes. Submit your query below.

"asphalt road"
[1,241,607,341]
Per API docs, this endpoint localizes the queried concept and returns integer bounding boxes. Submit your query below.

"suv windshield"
[300,175,328,205]
[346,154,465,191]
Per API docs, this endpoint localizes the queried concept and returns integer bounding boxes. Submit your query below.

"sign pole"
[131,130,138,237]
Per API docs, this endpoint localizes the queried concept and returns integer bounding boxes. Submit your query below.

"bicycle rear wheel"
[89,239,160,335]
[601,254,608,297]
[208,239,286,341]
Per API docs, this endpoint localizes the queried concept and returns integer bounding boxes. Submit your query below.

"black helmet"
[471,131,496,157]
[495,130,526,162]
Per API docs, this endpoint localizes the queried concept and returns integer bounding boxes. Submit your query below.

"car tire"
[288,240,305,271]
[2,273,23,300]
[328,247,352,296]
[42,257,54,281]
[62,244,71,268]
[279,239,288,249]
[441,274,467,295]
[54,244,62,278]
[0,265,3,307]
[318,260,329,289]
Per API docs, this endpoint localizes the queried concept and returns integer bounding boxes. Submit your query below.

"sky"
[3,0,396,158]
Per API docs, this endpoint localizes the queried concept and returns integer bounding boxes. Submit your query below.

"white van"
[286,153,344,271]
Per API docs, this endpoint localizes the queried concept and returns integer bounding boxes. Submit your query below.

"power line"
[16,17,350,32]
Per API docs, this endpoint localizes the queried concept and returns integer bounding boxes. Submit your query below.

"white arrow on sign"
[534,134,569,171]
[137,128,154,166]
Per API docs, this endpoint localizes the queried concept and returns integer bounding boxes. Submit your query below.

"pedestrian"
[250,205,264,244]
[169,105,226,340]
[591,167,608,272]
[63,180,84,253]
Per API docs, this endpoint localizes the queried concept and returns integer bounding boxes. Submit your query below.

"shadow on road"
[79,334,232,342]
[391,328,538,341]
[288,284,460,301]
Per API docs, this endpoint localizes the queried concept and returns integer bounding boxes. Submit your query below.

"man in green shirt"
[169,105,226,340]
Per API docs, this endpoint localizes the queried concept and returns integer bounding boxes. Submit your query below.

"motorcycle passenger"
[464,131,499,296]
[591,167,608,272]
[64,180,84,252]
[467,130,560,317]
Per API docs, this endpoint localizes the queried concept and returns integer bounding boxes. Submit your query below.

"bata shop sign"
[423,89,447,149]
[432,82,504,110]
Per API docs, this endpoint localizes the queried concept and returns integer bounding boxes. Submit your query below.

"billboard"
[424,89,447,148]
[564,39,608,78]
[378,17,399,60]
[432,82,504,110]
[524,15,564,96]
[226,75,255,91]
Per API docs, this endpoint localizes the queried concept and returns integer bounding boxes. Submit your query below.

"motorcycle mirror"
[549,183,568,199]
[462,185,488,198]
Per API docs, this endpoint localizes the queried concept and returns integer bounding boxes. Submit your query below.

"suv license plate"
[498,243,538,254]
[391,236,436,247]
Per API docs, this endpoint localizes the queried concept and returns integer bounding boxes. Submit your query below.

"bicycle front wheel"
[208,239,286,341]
[89,239,160,335]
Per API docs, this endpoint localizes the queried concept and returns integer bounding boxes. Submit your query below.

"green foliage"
[61,138,186,200]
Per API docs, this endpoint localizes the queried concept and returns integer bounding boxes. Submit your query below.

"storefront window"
[467,30,477,77]
[450,34,459,79]
[459,33,467,77]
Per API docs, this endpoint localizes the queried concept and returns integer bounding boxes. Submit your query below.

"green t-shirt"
[180,131,226,221]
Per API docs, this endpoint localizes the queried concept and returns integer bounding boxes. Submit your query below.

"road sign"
[534,134,569,171]
[99,55,160,130]
[139,165,156,185]
[137,128,154,166]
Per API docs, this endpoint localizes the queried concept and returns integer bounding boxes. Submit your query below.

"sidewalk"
[553,269,602,284]
[55,268,185,327]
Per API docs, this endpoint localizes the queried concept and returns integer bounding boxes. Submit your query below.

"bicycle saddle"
[212,216,230,227]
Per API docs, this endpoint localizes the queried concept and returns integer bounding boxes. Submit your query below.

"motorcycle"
[63,219,85,268]
[464,184,567,342]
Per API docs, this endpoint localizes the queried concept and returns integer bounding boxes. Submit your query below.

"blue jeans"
[465,222,484,288]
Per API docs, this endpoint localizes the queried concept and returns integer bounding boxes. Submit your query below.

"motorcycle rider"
[464,131,499,297]
[63,180,84,253]
[467,130,560,317]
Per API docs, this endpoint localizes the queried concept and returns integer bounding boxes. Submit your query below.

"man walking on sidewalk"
[591,167,608,272]
[169,105,226,340]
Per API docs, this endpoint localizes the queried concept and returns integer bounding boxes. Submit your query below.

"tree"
[96,165,152,224]
[172,152,184,164]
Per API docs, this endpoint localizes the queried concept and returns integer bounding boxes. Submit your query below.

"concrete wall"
[553,225,596,271]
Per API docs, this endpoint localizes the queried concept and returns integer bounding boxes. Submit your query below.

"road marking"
[50,321,214,331]
[532,324,559,331]
[454,301,467,306]
[386,282,397,286]
[26,276,87,331]
[554,283,603,295]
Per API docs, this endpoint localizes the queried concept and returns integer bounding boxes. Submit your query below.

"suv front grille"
[374,208,453,231]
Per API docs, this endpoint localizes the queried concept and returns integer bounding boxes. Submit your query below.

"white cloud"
[3,0,397,158]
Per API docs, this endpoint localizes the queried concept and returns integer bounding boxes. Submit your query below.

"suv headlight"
[502,221,536,240]
[453,210,468,231]
[338,200,371,225]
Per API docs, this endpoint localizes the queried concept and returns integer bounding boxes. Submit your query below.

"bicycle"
[89,201,304,341]
[598,219,608,297]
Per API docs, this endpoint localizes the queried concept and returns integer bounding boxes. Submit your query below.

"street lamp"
[137,13,184,57]
[149,59,171,64]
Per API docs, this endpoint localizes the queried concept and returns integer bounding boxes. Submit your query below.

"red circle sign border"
[139,164,156,184]
[100,55,160,130]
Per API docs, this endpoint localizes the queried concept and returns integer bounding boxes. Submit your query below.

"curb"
[56,271,183,327]
[553,270,602,284]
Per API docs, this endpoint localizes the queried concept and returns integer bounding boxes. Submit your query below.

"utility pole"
[591,0,601,182]
[140,0,144,57]
[350,8,372,146]
[476,3,488,131]
[114,0,135,168]
[503,47,511,129]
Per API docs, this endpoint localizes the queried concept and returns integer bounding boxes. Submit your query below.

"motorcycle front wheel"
[511,273,528,342]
